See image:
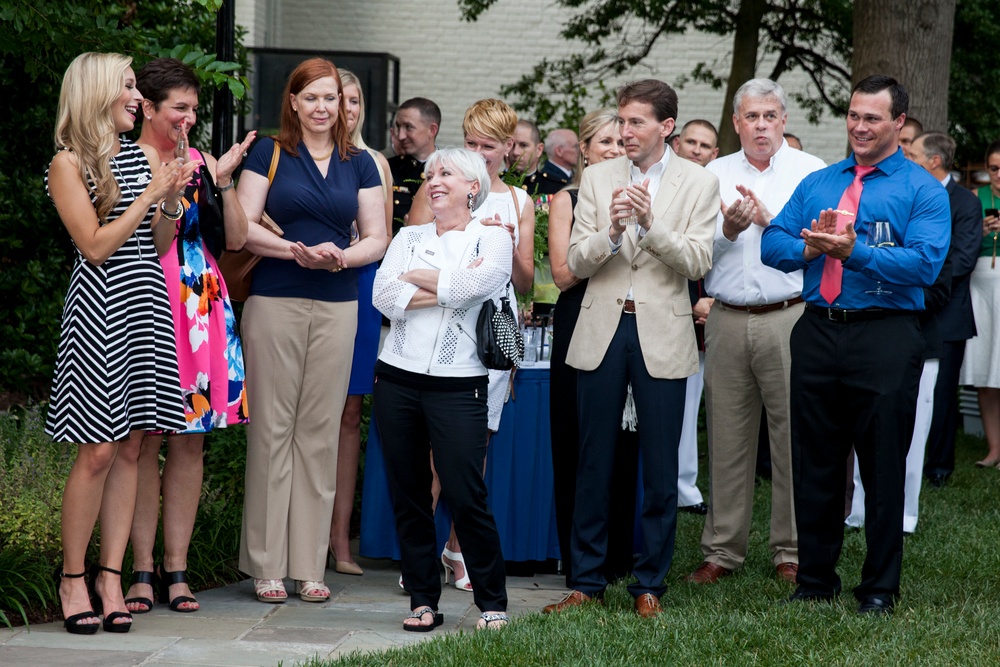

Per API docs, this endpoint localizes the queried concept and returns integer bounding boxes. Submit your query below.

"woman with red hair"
[235,58,387,603]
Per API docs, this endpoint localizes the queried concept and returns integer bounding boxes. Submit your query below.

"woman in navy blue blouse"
[235,58,387,604]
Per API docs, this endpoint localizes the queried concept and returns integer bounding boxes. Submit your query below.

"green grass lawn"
[308,431,1000,666]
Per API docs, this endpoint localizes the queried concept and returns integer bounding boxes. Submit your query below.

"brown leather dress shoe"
[634,593,662,618]
[775,562,798,583]
[542,590,593,614]
[685,561,732,584]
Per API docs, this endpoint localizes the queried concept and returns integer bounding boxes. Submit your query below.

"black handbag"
[476,284,523,370]
[195,149,226,260]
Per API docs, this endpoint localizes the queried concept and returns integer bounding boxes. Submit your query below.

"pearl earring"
[467,192,474,210]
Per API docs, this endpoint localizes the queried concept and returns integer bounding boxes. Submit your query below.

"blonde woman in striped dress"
[45,52,196,634]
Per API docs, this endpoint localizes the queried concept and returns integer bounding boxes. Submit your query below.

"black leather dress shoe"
[679,502,708,515]
[783,587,837,604]
[857,595,894,616]
[926,473,949,488]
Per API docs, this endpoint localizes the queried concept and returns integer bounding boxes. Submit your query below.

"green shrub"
[0,547,56,628]
[0,404,67,626]
[0,404,72,557]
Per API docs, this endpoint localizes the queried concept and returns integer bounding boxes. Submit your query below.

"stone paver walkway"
[0,555,568,667]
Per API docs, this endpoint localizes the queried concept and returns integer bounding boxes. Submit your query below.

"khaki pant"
[239,296,357,581]
[700,301,801,569]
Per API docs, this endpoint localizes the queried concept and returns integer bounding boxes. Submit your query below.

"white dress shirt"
[611,146,671,250]
[610,146,672,301]
[705,141,826,305]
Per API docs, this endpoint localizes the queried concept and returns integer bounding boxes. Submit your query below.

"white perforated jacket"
[374,218,513,377]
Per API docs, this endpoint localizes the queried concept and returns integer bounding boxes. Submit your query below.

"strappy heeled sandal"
[295,580,330,602]
[55,569,99,635]
[124,570,156,614]
[441,547,473,592]
[403,606,443,632]
[89,564,133,633]
[476,611,510,630]
[158,568,199,612]
[254,578,287,603]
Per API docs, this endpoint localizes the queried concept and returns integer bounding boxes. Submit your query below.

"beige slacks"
[700,301,801,570]
[239,296,357,581]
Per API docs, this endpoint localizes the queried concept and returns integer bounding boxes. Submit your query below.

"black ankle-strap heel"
[89,564,134,633]
[55,568,99,635]
[158,567,199,613]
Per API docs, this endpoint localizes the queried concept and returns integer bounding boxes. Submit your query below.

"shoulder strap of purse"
[268,140,280,184]
[506,184,522,226]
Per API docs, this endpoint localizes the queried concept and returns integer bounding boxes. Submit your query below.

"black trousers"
[374,371,507,612]
[550,290,637,586]
[570,315,685,599]
[790,309,923,600]
[923,340,967,478]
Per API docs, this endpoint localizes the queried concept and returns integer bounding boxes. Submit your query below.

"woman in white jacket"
[373,147,511,632]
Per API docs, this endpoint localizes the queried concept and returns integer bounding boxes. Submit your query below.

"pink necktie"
[819,165,877,304]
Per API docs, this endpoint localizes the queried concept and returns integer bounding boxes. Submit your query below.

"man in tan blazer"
[542,79,718,618]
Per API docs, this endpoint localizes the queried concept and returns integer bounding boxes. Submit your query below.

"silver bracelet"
[160,201,183,220]
[217,181,235,193]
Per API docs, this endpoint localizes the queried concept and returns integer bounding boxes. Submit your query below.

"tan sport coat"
[566,150,719,379]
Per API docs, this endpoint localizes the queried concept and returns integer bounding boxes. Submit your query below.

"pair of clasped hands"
[609,179,653,243]
[721,185,853,261]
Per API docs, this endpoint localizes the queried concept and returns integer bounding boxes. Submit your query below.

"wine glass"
[865,220,894,296]
[611,174,637,227]
[174,120,189,164]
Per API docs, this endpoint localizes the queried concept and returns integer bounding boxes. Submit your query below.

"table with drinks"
[359,325,561,562]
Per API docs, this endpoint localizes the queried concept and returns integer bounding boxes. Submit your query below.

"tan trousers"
[700,301,801,570]
[239,296,357,581]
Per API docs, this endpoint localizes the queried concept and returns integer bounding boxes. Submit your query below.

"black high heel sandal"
[124,570,156,614]
[54,568,100,635]
[89,564,134,633]
[158,567,199,613]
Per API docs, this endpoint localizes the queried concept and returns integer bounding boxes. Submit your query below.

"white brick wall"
[235,0,848,166]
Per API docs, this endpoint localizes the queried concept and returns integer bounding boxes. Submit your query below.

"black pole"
[212,0,236,156]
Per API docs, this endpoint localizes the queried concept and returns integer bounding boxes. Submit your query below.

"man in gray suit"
[542,79,718,618]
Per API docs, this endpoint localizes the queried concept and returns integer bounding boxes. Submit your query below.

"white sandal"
[295,580,330,602]
[254,578,287,603]
[441,547,473,592]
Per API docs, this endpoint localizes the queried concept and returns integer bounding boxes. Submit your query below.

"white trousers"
[677,352,705,507]
[846,358,938,534]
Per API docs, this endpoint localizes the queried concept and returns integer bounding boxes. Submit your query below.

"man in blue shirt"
[760,75,950,616]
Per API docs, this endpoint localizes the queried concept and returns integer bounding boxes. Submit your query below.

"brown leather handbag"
[218,141,283,302]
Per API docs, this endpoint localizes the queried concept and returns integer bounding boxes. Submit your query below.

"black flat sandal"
[124,570,156,614]
[89,564,133,633]
[158,568,199,612]
[55,569,99,635]
[403,606,443,632]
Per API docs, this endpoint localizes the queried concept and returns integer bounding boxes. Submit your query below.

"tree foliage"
[950,0,1000,164]
[0,1,248,399]
[461,0,999,166]
[458,0,852,133]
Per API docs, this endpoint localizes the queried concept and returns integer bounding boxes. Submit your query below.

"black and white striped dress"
[44,138,186,443]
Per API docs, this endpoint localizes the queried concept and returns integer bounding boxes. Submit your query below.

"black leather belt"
[718,296,804,314]
[805,303,914,323]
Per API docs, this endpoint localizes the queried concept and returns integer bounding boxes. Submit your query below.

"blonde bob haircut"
[337,68,369,150]
[572,108,620,188]
[54,52,134,222]
[462,98,518,144]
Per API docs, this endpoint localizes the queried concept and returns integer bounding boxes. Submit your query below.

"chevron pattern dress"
[44,139,187,443]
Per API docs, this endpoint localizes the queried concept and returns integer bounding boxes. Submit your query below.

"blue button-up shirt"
[760,148,950,310]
